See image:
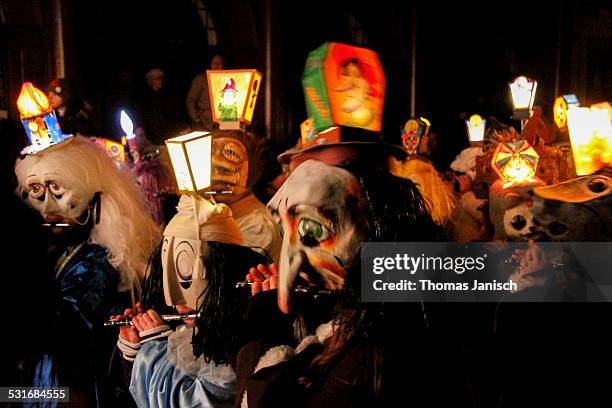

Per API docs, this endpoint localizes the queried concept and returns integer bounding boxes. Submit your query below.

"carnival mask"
[162,195,243,309]
[211,136,249,203]
[529,170,612,241]
[267,160,367,314]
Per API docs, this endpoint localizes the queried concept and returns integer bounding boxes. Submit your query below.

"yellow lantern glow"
[94,138,125,167]
[553,94,579,129]
[17,82,65,150]
[466,114,486,142]
[165,131,212,193]
[509,76,537,120]
[567,106,612,175]
[491,140,539,187]
[207,69,262,129]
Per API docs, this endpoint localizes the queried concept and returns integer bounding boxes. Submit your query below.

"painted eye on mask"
[48,182,65,196]
[222,142,245,164]
[28,183,45,199]
[298,218,330,246]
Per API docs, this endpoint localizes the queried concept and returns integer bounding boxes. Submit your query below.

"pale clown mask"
[16,146,95,224]
[162,195,243,309]
[267,160,367,314]
[211,136,249,203]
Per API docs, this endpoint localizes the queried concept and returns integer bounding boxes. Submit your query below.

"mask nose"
[41,194,61,217]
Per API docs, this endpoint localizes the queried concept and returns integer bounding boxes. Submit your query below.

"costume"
[15,136,161,407]
[123,196,270,407]
[236,43,464,407]
[210,129,282,262]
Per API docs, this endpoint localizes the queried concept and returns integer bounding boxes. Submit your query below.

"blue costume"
[28,243,129,408]
[129,325,235,408]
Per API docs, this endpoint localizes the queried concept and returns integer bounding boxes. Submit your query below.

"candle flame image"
[17,83,51,117]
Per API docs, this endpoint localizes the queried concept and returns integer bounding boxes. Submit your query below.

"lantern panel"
[567,107,612,175]
[509,76,537,111]
[207,70,262,126]
[17,82,64,150]
[303,42,385,133]
[166,131,212,193]
[466,114,486,142]
[491,140,539,186]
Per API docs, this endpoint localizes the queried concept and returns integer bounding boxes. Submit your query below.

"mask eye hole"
[222,142,244,164]
[549,222,568,236]
[174,240,196,281]
[511,215,527,231]
[28,183,45,199]
[47,181,65,196]
[298,218,329,246]
[588,177,608,193]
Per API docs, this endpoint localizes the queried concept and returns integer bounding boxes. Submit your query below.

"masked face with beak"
[267,160,367,314]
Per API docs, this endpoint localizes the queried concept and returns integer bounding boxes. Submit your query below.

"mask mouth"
[523,231,550,242]
[42,214,72,228]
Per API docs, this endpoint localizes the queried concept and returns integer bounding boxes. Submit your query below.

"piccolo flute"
[104,313,200,327]
[236,281,332,296]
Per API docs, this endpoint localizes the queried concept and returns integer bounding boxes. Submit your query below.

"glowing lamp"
[207,69,262,130]
[553,94,579,129]
[466,114,486,143]
[94,138,125,167]
[120,110,137,150]
[165,131,212,193]
[491,140,539,187]
[302,42,385,133]
[567,106,612,175]
[509,76,537,120]
[17,82,64,151]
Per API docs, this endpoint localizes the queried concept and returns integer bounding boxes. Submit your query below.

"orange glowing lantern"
[94,138,125,168]
[567,105,612,175]
[491,140,539,187]
[17,82,64,151]
[207,69,262,130]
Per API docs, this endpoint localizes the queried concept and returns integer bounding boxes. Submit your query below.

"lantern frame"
[165,131,212,194]
[509,76,537,120]
[207,69,262,130]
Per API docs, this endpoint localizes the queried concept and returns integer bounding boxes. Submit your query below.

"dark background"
[1,0,610,167]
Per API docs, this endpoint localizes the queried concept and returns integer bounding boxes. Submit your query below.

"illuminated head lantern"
[401,117,430,155]
[161,195,243,309]
[17,82,65,153]
[492,140,539,187]
[207,69,262,130]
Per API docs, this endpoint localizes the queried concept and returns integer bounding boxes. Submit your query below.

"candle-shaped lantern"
[567,104,612,175]
[466,114,486,143]
[165,131,212,194]
[207,70,262,130]
[17,82,64,152]
[491,140,539,187]
[120,110,137,156]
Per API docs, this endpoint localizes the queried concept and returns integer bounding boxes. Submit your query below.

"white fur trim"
[253,345,295,374]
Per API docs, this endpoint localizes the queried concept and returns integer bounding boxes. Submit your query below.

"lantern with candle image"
[567,105,612,176]
[120,110,138,158]
[466,114,486,144]
[207,70,262,130]
[553,94,579,129]
[491,139,539,187]
[165,131,212,194]
[509,76,537,131]
[17,82,65,152]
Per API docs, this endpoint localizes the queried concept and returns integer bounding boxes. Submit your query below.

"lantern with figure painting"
[567,105,612,175]
[207,70,262,130]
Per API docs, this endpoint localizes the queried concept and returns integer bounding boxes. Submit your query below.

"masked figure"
[236,159,457,407]
[210,130,282,262]
[119,195,269,407]
[529,168,612,242]
[15,136,161,407]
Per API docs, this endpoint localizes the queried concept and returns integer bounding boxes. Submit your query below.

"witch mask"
[267,160,367,314]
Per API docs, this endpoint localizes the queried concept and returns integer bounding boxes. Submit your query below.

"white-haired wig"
[15,136,162,296]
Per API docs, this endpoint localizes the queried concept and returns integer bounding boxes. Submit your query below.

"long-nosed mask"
[267,160,367,314]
